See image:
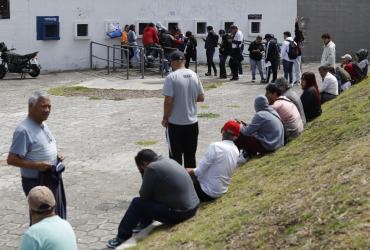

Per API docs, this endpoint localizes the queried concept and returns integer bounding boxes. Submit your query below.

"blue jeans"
[117,197,198,240]
[250,59,264,80]
[283,59,294,83]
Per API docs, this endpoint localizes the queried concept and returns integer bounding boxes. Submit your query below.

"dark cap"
[264,34,272,39]
[170,51,185,61]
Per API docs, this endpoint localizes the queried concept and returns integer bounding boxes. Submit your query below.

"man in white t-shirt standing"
[187,120,240,201]
[229,25,244,81]
[162,51,205,168]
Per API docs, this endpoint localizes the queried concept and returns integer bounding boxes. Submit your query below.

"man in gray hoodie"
[234,95,284,156]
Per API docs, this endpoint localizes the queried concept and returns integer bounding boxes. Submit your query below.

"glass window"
[251,22,261,34]
[224,22,234,32]
[77,24,88,37]
[138,23,149,35]
[196,22,207,34]
[168,22,179,33]
[0,0,10,19]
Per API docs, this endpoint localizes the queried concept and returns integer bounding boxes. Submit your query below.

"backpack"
[351,62,366,83]
[288,41,299,60]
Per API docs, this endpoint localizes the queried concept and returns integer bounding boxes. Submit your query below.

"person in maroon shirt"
[341,54,358,83]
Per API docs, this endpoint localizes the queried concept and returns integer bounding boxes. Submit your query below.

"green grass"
[200,104,209,109]
[89,96,101,100]
[227,104,240,108]
[48,85,93,96]
[135,140,158,146]
[203,82,223,91]
[133,79,370,249]
[198,112,220,118]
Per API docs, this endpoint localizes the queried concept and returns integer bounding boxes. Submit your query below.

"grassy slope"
[134,79,370,250]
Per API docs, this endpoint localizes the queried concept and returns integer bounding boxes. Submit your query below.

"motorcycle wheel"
[29,65,40,78]
[0,65,6,79]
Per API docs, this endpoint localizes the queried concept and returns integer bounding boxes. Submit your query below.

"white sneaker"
[237,152,249,166]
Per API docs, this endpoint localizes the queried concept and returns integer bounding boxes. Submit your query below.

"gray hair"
[28,91,50,107]
[275,77,290,91]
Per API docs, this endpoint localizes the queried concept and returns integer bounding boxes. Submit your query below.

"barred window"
[0,0,10,19]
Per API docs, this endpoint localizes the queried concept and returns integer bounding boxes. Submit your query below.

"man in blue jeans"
[280,31,296,84]
[248,35,266,83]
[107,149,199,248]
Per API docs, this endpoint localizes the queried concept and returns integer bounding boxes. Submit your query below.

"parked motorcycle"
[0,42,41,79]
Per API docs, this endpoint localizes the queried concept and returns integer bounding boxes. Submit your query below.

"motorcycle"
[0,42,41,79]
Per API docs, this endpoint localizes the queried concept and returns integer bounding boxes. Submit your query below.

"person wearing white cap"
[19,186,77,250]
[341,54,360,84]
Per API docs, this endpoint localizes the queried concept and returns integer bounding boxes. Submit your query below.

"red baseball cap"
[222,120,241,136]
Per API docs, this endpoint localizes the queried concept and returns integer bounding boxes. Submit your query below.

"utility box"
[37,16,60,40]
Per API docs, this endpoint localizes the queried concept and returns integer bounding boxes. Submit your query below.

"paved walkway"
[0,64,319,249]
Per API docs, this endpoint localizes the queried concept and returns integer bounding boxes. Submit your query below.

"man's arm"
[162,96,173,127]
[7,153,50,172]
[139,168,156,200]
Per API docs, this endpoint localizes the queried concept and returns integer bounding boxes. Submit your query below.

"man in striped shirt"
[7,91,67,220]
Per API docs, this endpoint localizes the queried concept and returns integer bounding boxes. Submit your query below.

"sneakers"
[237,151,249,166]
[107,237,125,249]
[260,79,267,84]
[230,77,239,81]
[132,221,152,233]
[251,79,256,83]
[205,72,211,76]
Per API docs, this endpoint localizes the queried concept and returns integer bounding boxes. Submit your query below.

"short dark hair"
[265,83,282,96]
[185,31,192,37]
[321,33,331,39]
[129,24,135,31]
[256,35,262,40]
[219,29,225,35]
[148,23,155,27]
[318,65,330,71]
[283,31,291,37]
[135,149,158,166]
[207,26,213,31]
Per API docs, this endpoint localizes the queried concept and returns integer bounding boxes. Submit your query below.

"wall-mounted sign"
[248,14,262,20]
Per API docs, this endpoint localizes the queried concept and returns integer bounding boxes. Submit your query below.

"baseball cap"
[28,186,56,212]
[170,51,185,61]
[341,54,352,60]
[222,120,241,137]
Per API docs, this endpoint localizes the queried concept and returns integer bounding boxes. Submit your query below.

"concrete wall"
[298,0,370,62]
[0,0,297,72]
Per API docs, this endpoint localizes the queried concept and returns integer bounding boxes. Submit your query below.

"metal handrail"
[90,41,130,79]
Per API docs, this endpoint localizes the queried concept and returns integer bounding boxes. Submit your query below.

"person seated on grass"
[234,95,284,159]
[265,84,304,141]
[318,65,339,104]
[275,77,306,125]
[107,149,199,249]
[300,72,322,122]
[19,186,77,250]
[186,120,240,202]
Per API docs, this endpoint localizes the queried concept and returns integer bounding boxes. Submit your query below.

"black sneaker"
[107,237,124,249]
[205,72,211,76]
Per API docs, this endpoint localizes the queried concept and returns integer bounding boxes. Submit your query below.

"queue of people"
[6,20,368,250]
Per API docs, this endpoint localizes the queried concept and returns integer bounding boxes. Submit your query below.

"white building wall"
[0,0,297,72]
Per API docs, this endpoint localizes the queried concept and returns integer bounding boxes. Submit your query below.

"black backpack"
[288,41,299,60]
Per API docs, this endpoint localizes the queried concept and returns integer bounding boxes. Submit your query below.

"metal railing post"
[90,41,93,69]
[140,47,145,79]
[160,49,164,78]
[113,46,116,72]
[120,42,124,69]
[107,46,110,74]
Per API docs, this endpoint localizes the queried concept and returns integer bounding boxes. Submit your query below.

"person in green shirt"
[19,186,77,250]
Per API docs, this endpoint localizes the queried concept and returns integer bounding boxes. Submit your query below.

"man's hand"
[57,153,65,162]
[38,162,51,172]
[162,118,168,128]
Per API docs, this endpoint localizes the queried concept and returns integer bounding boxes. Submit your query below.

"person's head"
[221,120,240,141]
[301,72,321,105]
[255,35,263,44]
[254,95,270,112]
[265,83,282,104]
[129,24,135,31]
[28,186,56,225]
[341,54,352,65]
[185,31,193,38]
[275,77,290,93]
[219,29,225,36]
[148,23,155,28]
[283,31,291,39]
[321,33,331,45]
[318,65,330,78]
[230,25,238,34]
[123,25,129,32]
[170,51,186,70]
[264,34,272,42]
[206,26,213,33]
[28,91,51,124]
[134,149,158,176]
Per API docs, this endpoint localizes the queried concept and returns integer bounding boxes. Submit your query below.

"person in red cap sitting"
[187,120,240,201]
